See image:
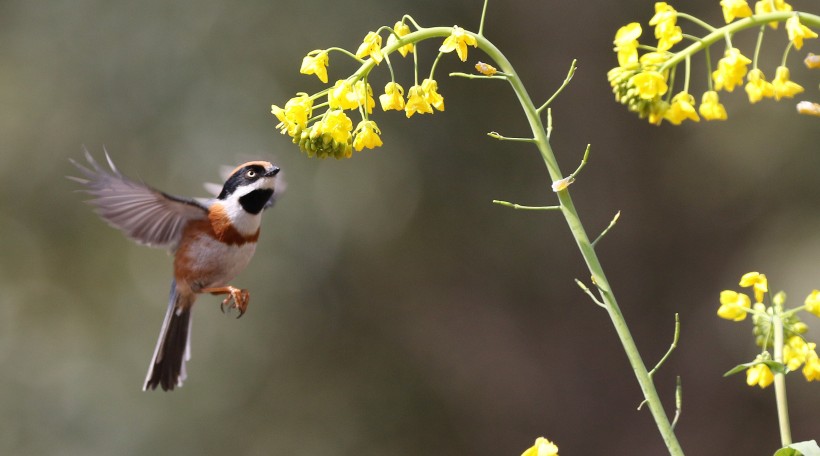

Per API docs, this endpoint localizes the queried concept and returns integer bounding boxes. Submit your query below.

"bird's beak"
[265,167,280,177]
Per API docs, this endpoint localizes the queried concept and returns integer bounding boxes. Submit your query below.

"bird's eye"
[246,169,256,178]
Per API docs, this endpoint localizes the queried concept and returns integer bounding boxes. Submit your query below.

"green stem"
[474,34,685,456]
[344,23,688,454]
[772,313,792,447]
[659,12,820,72]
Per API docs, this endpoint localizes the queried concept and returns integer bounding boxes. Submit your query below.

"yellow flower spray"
[718,273,820,449]
[608,2,820,125]
[271,1,820,454]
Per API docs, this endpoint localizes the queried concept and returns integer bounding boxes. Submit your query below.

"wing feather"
[69,149,209,248]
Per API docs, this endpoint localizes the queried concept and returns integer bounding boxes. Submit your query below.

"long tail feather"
[143,281,194,391]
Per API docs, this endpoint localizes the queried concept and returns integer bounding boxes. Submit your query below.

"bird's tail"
[143,280,195,391]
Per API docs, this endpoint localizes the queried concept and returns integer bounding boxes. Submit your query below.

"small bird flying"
[70,150,281,391]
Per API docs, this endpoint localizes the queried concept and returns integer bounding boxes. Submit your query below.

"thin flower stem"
[450,72,508,80]
[591,211,621,247]
[536,59,577,114]
[487,131,535,142]
[772,313,792,447]
[704,45,713,91]
[478,0,489,36]
[429,52,445,80]
[575,279,606,308]
[649,314,681,378]
[781,41,794,68]
[492,200,560,211]
[402,14,423,31]
[671,376,683,430]
[326,46,364,63]
[752,26,765,70]
[473,34,685,456]
[677,12,718,33]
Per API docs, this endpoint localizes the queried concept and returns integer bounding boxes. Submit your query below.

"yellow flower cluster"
[609,1,818,125]
[273,22,478,158]
[719,272,820,388]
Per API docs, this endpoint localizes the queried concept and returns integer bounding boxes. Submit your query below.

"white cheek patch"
[217,176,277,235]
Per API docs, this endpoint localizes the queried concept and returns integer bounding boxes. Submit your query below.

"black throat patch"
[239,189,273,215]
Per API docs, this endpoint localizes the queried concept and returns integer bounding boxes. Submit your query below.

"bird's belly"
[174,235,257,291]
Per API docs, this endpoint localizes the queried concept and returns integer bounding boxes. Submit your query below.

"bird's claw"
[218,287,250,318]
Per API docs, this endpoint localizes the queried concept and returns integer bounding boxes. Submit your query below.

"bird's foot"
[203,286,250,318]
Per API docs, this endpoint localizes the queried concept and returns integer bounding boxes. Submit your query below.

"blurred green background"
[2,0,820,454]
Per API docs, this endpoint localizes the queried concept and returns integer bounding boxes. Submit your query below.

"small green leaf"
[724,361,756,377]
[762,360,789,375]
[724,360,788,377]
[774,440,820,456]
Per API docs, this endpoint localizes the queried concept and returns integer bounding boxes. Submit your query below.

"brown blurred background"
[2,0,819,454]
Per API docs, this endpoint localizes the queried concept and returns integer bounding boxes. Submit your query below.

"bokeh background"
[2,0,820,454]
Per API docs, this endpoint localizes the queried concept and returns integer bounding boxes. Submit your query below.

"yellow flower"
[805,290,820,317]
[739,272,768,303]
[656,25,682,52]
[320,109,353,145]
[614,23,642,68]
[747,362,775,388]
[664,91,700,125]
[698,91,728,120]
[630,71,668,99]
[772,66,804,100]
[803,350,820,381]
[299,50,329,83]
[805,53,820,69]
[754,0,793,29]
[353,80,376,114]
[649,2,681,51]
[421,78,445,111]
[640,52,669,69]
[405,84,433,117]
[475,61,498,76]
[786,15,818,50]
[352,120,383,151]
[379,82,405,111]
[271,93,313,137]
[744,68,775,103]
[328,79,359,110]
[355,31,384,64]
[439,25,478,62]
[521,437,559,456]
[713,48,752,92]
[718,290,751,321]
[386,21,414,57]
[649,2,677,29]
[720,0,753,23]
[783,336,815,371]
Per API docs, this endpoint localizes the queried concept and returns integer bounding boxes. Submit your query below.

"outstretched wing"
[69,149,209,248]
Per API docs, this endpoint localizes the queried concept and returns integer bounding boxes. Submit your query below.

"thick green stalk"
[473,35,685,456]
[772,314,792,447]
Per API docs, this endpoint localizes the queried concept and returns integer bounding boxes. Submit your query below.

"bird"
[69,149,281,391]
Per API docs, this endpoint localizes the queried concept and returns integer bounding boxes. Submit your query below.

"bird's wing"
[69,149,209,248]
